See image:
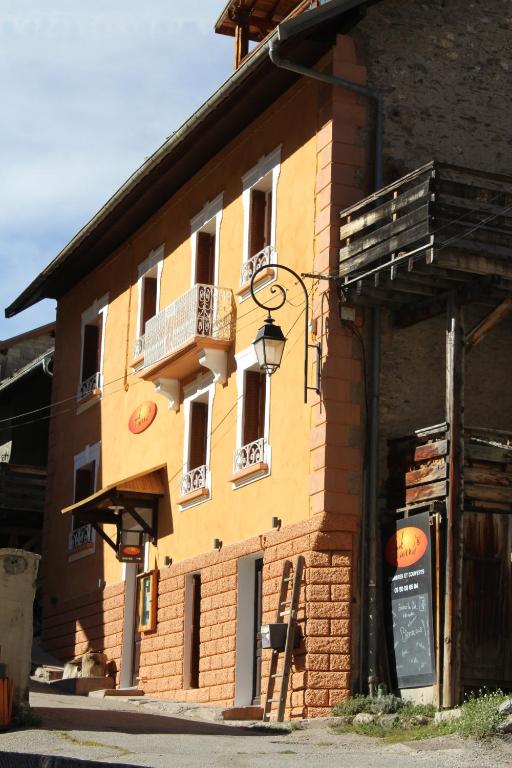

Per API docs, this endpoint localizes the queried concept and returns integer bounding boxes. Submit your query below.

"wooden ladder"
[263,555,304,722]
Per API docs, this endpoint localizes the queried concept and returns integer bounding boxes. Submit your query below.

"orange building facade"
[7,3,369,718]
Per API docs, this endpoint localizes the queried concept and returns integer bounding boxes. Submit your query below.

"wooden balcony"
[138,285,235,404]
[0,464,47,549]
[388,424,512,515]
[339,162,512,323]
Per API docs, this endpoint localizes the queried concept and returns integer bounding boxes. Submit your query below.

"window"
[179,379,215,508]
[239,147,281,299]
[137,570,158,633]
[78,295,108,405]
[242,370,266,447]
[69,442,100,558]
[190,195,223,288]
[231,347,271,488]
[133,245,163,364]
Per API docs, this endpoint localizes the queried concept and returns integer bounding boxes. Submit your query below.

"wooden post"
[234,23,249,69]
[443,297,465,708]
[433,511,442,709]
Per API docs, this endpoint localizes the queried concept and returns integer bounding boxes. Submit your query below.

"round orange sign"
[128,401,157,434]
[385,526,428,568]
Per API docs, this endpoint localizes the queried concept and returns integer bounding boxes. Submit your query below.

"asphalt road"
[1,685,512,768]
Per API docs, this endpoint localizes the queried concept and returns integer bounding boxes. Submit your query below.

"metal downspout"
[268,34,383,693]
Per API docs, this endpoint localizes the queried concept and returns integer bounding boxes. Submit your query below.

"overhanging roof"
[0,348,53,394]
[215,0,304,40]
[62,466,165,522]
[6,0,368,319]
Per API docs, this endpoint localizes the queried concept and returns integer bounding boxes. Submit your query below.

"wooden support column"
[443,297,465,708]
[234,23,249,68]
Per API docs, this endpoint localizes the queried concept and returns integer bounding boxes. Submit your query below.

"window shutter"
[142,277,158,331]
[196,232,215,285]
[82,324,100,382]
[243,370,266,446]
[189,402,208,470]
[264,190,272,248]
[249,190,266,256]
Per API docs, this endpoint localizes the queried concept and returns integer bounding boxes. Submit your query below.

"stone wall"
[0,334,54,381]
[139,516,353,718]
[355,0,512,182]
[42,583,124,676]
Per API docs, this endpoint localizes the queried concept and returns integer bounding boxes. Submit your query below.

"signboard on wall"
[128,402,157,434]
[0,441,12,463]
[384,511,435,688]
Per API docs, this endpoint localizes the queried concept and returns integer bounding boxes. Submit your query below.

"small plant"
[456,689,507,740]
[333,693,407,717]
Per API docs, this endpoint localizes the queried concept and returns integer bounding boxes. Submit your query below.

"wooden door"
[462,512,512,687]
[252,558,263,704]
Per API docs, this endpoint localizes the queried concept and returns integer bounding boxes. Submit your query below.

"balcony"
[388,424,512,515]
[68,522,95,553]
[238,246,276,298]
[78,371,101,403]
[339,162,512,324]
[178,465,209,507]
[139,284,235,406]
[230,438,269,487]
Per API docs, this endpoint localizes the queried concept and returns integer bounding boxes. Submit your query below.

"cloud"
[0,1,232,337]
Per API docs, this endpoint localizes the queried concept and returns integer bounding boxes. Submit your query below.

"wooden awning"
[215,0,303,41]
[62,466,166,549]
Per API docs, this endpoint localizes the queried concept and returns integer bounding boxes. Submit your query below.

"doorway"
[235,554,264,706]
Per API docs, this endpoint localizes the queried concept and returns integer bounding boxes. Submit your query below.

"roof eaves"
[0,348,54,393]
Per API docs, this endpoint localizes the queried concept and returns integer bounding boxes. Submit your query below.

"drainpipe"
[268,34,383,694]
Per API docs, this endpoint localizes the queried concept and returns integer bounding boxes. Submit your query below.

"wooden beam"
[392,278,493,329]
[443,298,465,708]
[465,298,512,351]
[234,23,249,68]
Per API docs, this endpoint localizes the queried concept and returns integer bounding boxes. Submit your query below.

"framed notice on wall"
[137,570,158,633]
[384,511,435,689]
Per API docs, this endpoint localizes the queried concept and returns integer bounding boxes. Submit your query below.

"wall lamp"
[271,516,282,530]
[250,263,321,403]
[213,538,222,551]
[164,555,173,567]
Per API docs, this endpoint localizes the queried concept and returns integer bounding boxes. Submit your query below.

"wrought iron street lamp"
[250,263,321,403]
[253,314,287,375]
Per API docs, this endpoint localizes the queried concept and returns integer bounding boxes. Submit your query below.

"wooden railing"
[339,162,512,299]
[0,464,47,513]
[388,424,512,514]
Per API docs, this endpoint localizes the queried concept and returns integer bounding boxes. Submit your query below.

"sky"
[0,1,233,339]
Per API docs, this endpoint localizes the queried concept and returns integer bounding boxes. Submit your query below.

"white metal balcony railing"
[69,522,94,551]
[143,284,235,369]
[240,246,274,286]
[132,333,145,360]
[78,371,101,401]
[233,438,266,473]
[180,465,208,497]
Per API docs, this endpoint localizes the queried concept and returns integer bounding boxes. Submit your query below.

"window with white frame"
[78,295,108,404]
[133,245,164,362]
[190,195,223,288]
[239,147,281,298]
[232,347,271,487]
[69,442,100,556]
[179,378,215,507]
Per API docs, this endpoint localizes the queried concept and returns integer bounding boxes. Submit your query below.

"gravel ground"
[1,685,512,768]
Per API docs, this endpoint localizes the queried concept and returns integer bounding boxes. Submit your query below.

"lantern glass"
[253,315,286,376]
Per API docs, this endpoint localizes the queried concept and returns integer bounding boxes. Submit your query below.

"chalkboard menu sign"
[384,511,435,688]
